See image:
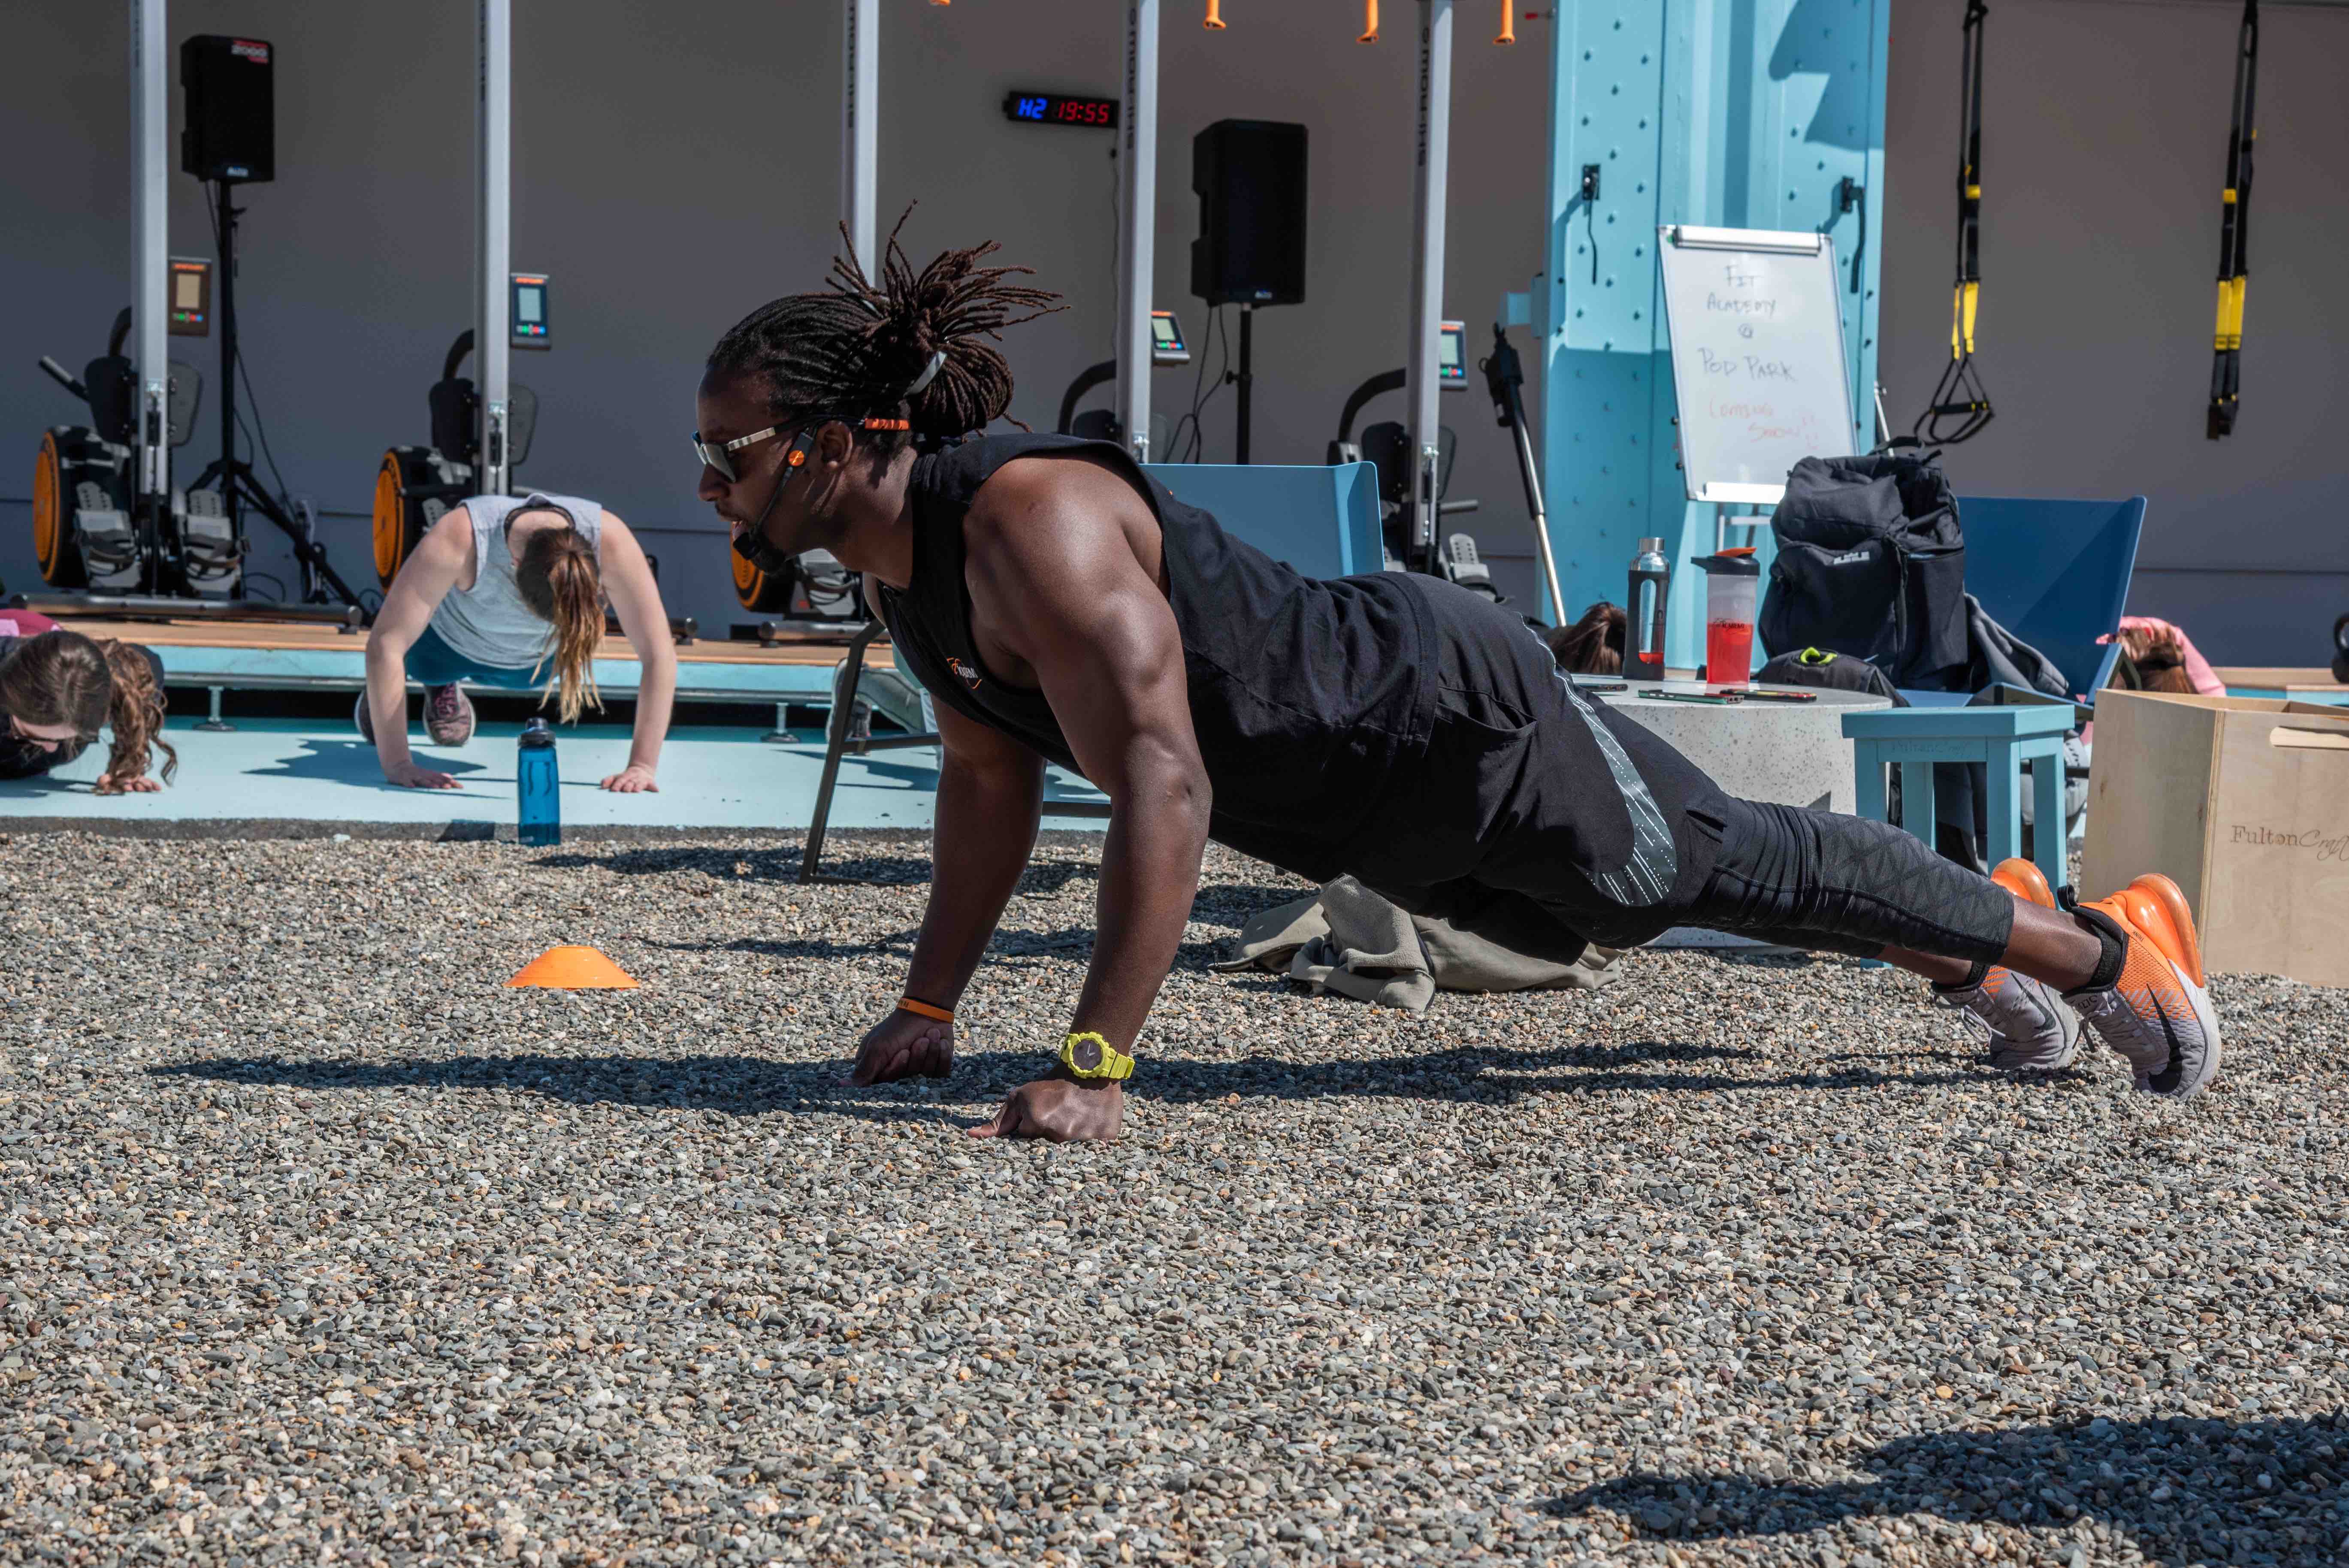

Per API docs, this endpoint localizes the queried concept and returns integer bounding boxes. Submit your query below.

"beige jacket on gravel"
[1214,876,1627,1013]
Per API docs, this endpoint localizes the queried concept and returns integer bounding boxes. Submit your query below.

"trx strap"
[2208,0,2258,440]
[1915,0,1993,447]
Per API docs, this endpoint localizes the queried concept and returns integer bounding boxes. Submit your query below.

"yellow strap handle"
[2213,277,2247,351]
[1949,281,1980,360]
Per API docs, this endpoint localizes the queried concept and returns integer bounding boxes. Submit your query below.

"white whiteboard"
[1657,225,1858,505]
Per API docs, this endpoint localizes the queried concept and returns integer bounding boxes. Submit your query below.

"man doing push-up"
[691,227,2219,1142]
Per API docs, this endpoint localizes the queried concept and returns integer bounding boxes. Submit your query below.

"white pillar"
[841,0,878,268]
[477,0,512,495]
[1115,0,1160,461]
[130,0,169,503]
[1405,0,1454,565]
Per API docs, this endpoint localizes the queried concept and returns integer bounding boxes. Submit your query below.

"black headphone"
[2331,612,2349,685]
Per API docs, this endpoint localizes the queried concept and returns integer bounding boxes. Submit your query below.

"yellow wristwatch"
[1058,1031,1137,1082]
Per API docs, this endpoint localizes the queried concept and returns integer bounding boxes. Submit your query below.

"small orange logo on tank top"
[948,657,983,690]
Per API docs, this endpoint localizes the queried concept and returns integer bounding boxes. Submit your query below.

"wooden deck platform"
[50,616,896,671]
[29,613,909,718]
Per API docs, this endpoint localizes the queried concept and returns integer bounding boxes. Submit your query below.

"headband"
[904,350,947,398]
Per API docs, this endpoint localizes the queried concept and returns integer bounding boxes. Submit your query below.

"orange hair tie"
[897,996,954,1023]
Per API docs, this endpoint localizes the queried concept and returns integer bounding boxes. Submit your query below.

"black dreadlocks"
[707,210,1065,451]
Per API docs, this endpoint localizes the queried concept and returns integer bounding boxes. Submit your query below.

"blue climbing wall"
[1538,0,1887,669]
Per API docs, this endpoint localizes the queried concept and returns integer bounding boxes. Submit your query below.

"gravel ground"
[2,829,2344,1568]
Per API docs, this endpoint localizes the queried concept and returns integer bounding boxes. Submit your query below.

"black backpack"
[1759,453,1969,690]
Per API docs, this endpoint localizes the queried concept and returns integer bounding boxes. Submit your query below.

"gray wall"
[1877,0,2349,668]
[4,1,2344,664]
[0,0,1552,634]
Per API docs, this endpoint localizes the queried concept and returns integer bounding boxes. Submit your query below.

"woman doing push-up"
[692,224,2219,1142]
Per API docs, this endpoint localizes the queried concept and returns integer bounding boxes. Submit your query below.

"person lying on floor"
[691,223,2222,1142]
[0,611,174,795]
[362,492,675,792]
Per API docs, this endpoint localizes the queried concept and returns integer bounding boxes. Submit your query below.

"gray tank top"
[427,491,604,670]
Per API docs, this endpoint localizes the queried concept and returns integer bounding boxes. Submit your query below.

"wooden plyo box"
[2083,690,2349,988]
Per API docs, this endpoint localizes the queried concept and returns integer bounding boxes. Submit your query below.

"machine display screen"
[1149,309,1190,364]
[1003,91,1119,129]
[168,257,211,337]
[511,273,549,348]
[1439,320,1466,386]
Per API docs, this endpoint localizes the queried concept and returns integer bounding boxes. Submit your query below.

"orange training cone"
[506,945,641,990]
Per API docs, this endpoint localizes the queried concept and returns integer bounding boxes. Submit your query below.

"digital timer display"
[1003,91,1119,130]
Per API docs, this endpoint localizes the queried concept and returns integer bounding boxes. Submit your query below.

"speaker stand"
[184,180,366,612]
[1233,305,1255,464]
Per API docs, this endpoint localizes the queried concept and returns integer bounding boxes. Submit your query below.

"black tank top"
[876,434,1435,879]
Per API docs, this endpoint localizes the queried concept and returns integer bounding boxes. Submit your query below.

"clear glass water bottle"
[517,717,561,847]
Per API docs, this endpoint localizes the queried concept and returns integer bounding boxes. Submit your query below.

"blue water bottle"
[517,718,561,847]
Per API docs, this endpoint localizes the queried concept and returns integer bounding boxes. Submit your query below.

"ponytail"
[0,629,174,789]
[707,206,1066,450]
[513,520,605,724]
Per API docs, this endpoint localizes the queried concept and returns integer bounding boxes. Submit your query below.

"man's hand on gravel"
[968,1076,1123,1142]
[850,1008,955,1085]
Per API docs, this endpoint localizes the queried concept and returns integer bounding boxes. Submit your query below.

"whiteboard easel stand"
[1658,224,1859,557]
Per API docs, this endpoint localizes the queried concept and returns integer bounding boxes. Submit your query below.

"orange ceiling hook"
[1360,0,1379,42]
[1204,0,1225,28]
[1496,0,1516,44]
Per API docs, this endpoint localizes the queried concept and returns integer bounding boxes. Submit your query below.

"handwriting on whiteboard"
[1660,230,1856,497]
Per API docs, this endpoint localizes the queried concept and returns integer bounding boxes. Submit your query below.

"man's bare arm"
[963,457,1212,1063]
[852,701,1044,1085]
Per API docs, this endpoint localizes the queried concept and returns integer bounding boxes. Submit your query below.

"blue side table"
[1840,705,2075,891]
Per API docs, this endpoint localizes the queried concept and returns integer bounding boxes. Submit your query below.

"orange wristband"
[896,996,954,1024]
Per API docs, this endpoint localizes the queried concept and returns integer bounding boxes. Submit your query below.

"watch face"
[1071,1036,1104,1073]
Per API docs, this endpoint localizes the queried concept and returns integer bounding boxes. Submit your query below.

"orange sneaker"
[1932,858,2082,1072]
[2065,873,2221,1098]
[1992,857,2056,910]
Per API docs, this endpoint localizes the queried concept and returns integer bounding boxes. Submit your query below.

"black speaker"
[180,35,275,184]
[1191,120,1306,307]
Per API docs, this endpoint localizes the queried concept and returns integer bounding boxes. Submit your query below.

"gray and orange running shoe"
[2065,872,2222,1099]
[1933,858,2082,1072]
[424,683,477,747]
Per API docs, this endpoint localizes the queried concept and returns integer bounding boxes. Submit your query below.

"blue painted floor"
[0,717,1112,833]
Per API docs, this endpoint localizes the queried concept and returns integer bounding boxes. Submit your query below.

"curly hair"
[706,208,1065,451]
